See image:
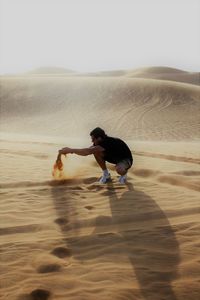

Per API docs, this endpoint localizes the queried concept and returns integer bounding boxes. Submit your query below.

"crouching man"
[57,127,133,184]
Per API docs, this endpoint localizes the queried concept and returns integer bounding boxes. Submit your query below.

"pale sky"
[0,0,199,74]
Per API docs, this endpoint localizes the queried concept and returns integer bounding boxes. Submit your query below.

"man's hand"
[56,147,71,166]
[58,147,72,155]
[55,150,68,171]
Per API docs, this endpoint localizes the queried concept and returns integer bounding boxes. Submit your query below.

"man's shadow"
[51,180,180,300]
[103,182,180,300]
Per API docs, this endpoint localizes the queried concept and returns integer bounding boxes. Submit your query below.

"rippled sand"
[0,68,200,299]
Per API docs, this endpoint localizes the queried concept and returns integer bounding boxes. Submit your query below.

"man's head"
[90,127,106,145]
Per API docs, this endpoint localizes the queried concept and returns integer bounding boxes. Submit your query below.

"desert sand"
[0,67,200,300]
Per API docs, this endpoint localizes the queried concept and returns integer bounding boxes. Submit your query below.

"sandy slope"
[0,69,200,300]
[0,138,199,300]
[1,76,200,141]
[124,67,200,86]
[78,67,200,86]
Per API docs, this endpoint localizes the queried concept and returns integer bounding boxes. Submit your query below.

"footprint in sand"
[30,289,51,300]
[51,247,72,258]
[37,263,61,273]
[85,205,94,210]
[54,217,69,225]
[18,289,51,300]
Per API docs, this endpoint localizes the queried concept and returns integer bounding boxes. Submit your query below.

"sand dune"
[1,75,200,141]
[0,68,200,300]
[80,67,200,86]
[124,67,200,86]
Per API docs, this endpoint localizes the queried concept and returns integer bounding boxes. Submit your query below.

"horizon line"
[0,65,200,76]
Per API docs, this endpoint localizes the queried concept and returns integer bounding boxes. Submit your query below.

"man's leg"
[115,160,132,184]
[94,153,111,183]
[115,164,127,176]
[94,152,107,171]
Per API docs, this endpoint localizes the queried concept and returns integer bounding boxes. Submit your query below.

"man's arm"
[58,145,104,156]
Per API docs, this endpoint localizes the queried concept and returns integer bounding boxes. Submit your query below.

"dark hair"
[90,127,106,139]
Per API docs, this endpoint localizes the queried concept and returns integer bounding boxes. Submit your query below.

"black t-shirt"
[99,136,133,165]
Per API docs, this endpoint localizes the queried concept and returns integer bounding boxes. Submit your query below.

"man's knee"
[115,165,127,175]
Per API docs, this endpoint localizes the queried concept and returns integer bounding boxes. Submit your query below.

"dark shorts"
[116,158,133,171]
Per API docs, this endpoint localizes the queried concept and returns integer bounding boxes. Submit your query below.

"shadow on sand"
[51,180,180,300]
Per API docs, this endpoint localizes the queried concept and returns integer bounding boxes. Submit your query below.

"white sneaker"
[99,173,111,184]
[119,174,127,184]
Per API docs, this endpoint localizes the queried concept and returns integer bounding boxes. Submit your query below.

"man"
[57,127,133,184]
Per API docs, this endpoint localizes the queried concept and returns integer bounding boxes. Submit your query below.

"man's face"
[91,135,102,145]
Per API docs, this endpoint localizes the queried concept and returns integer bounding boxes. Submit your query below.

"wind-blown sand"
[0,67,200,300]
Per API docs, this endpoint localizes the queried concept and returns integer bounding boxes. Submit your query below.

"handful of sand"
[52,153,82,180]
[52,155,65,179]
